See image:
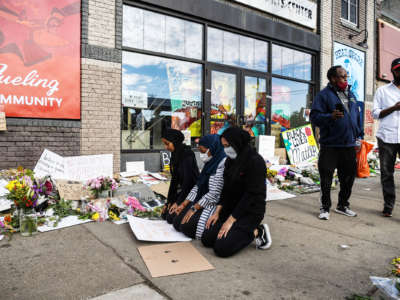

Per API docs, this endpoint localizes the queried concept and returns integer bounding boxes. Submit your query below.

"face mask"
[200,150,212,163]
[337,81,348,91]
[224,146,237,159]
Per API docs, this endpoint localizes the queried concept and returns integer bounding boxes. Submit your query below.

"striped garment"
[186,158,226,239]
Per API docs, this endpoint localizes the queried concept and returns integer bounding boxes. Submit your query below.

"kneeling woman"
[172,134,226,239]
[201,127,272,257]
[161,129,199,223]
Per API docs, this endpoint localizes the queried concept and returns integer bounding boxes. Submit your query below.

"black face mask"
[393,72,400,86]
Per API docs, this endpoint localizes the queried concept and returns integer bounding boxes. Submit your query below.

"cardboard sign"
[281,125,319,165]
[64,154,113,181]
[55,179,89,201]
[34,149,65,179]
[138,242,214,278]
[127,215,191,242]
[257,135,276,162]
[0,105,6,131]
[150,182,170,198]
[0,0,81,119]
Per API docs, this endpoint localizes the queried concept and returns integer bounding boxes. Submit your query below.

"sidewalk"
[1,175,399,300]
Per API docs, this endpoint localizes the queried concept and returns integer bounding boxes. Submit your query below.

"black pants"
[377,138,400,213]
[201,213,263,258]
[318,146,356,212]
[171,205,203,239]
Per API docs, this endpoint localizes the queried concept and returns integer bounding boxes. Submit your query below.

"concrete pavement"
[1,175,399,300]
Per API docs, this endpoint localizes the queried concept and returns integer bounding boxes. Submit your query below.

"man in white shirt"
[372,58,400,217]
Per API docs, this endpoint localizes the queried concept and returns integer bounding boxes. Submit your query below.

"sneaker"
[318,210,330,220]
[382,209,393,217]
[255,224,272,250]
[335,206,357,217]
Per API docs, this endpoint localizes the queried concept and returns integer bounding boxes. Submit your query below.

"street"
[1,174,399,300]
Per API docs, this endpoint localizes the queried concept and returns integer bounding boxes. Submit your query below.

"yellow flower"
[91,212,99,221]
[6,180,17,191]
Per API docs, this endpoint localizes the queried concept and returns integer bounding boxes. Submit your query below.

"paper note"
[33,149,65,179]
[0,198,12,212]
[127,215,191,242]
[126,161,145,174]
[38,215,92,232]
[258,135,276,162]
[138,242,214,278]
[266,185,296,201]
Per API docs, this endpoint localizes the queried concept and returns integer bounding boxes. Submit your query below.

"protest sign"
[138,242,214,277]
[127,215,191,242]
[160,151,171,172]
[34,149,65,179]
[64,154,113,181]
[281,125,319,165]
[126,161,145,174]
[257,135,276,162]
[55,180,89,201]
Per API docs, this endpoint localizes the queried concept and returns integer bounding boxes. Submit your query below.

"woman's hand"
[217,216,236,239]
[175,199,190,215]
[206,212,219,229]
[181,209,195,224]
[168,203,178,214]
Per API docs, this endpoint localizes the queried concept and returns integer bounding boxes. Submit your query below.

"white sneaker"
[318,210,330,220]
[255,224,272,250]
[335,207,357,217]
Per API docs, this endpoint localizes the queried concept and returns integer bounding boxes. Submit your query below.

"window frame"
[341,0,359,26]
[121,2,317,153]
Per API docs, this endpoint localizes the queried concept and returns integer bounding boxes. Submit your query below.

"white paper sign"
[266,184,296,201]
[258,135,275,162]
[34,149,65,179]
[234,0,317,29]
[123,90,148,108]
[38,215,93,232]
[64,154,113,182]
[127,215,192,242]
[0,198,12,212]
[126,161,145,174]
[182,130,191,146]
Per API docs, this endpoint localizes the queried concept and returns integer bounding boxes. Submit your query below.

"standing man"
[311,66,363,220]
[372,58,400,217]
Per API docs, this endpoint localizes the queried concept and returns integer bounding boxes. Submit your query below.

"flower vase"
[99,190,113,198]
[19,208,38,237]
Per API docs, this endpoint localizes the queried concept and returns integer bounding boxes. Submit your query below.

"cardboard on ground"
[138,242,214,277]
[55,180,89,201]
[150,182,170,198]
[127,215,191,242]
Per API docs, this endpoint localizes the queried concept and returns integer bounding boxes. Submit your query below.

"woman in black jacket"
[201,126,272,257]
[161,128,199,224]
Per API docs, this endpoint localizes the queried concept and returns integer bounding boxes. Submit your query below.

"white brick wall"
[88,0,116,48]
[319,0,333,88]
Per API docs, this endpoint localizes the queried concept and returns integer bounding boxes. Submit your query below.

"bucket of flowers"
[85,176,118,199]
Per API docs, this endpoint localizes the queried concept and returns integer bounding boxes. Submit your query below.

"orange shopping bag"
[356,140,374,178]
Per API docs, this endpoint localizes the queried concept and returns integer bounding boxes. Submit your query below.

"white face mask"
[224,146,237,159]
[200,150,212,163]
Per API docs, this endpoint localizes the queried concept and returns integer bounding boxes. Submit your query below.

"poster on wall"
[281,124,318,165]
[0,0,81,119]
[333,43,365,103]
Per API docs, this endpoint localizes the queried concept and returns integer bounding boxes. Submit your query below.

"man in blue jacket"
[311,66,363,220]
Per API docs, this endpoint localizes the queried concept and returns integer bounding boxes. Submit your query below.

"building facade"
[1,0,322,172]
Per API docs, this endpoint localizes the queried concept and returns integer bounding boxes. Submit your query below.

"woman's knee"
[213,239,235,258]
[201,230,215,248]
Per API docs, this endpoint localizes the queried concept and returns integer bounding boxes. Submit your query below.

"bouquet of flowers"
[85,176,118,199]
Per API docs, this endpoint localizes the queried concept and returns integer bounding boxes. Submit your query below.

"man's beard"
[393,72,400,86]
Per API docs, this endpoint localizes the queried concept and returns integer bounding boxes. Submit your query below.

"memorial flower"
[85,176,118,198]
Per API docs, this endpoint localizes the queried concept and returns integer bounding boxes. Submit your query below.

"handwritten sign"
[281,124,319,165]
[257,135,275,162]
[34,149,65,179]
[55,179,89,201]
[123,90,148,108]
[64,154,113,182]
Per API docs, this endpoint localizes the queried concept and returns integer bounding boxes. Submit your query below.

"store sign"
[234,0,317,29]
[0,0,81,119]
[333,42,365,103]
[281,124,318,165]
[123,90,148,108]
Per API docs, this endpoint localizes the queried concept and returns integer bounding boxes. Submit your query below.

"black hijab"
[162,128,193,177]
[221,126,252,186]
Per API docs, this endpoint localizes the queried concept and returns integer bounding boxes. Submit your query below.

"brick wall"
[320,0,333,87]
[0,119,80,170]
[80,58,121,173]
[88,0,116,48]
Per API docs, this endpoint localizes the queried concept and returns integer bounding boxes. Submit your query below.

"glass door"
[205,66,240,135]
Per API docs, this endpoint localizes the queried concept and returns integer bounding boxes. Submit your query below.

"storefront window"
[271,78,312,146]
[122,52,202,150]
[123,6,203,60]
[207,27,268,72]
[272,44,312,81]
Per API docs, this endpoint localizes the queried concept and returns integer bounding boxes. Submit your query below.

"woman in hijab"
[161,128,199,224]
[172,134,227,239]
[201,126,272,257]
